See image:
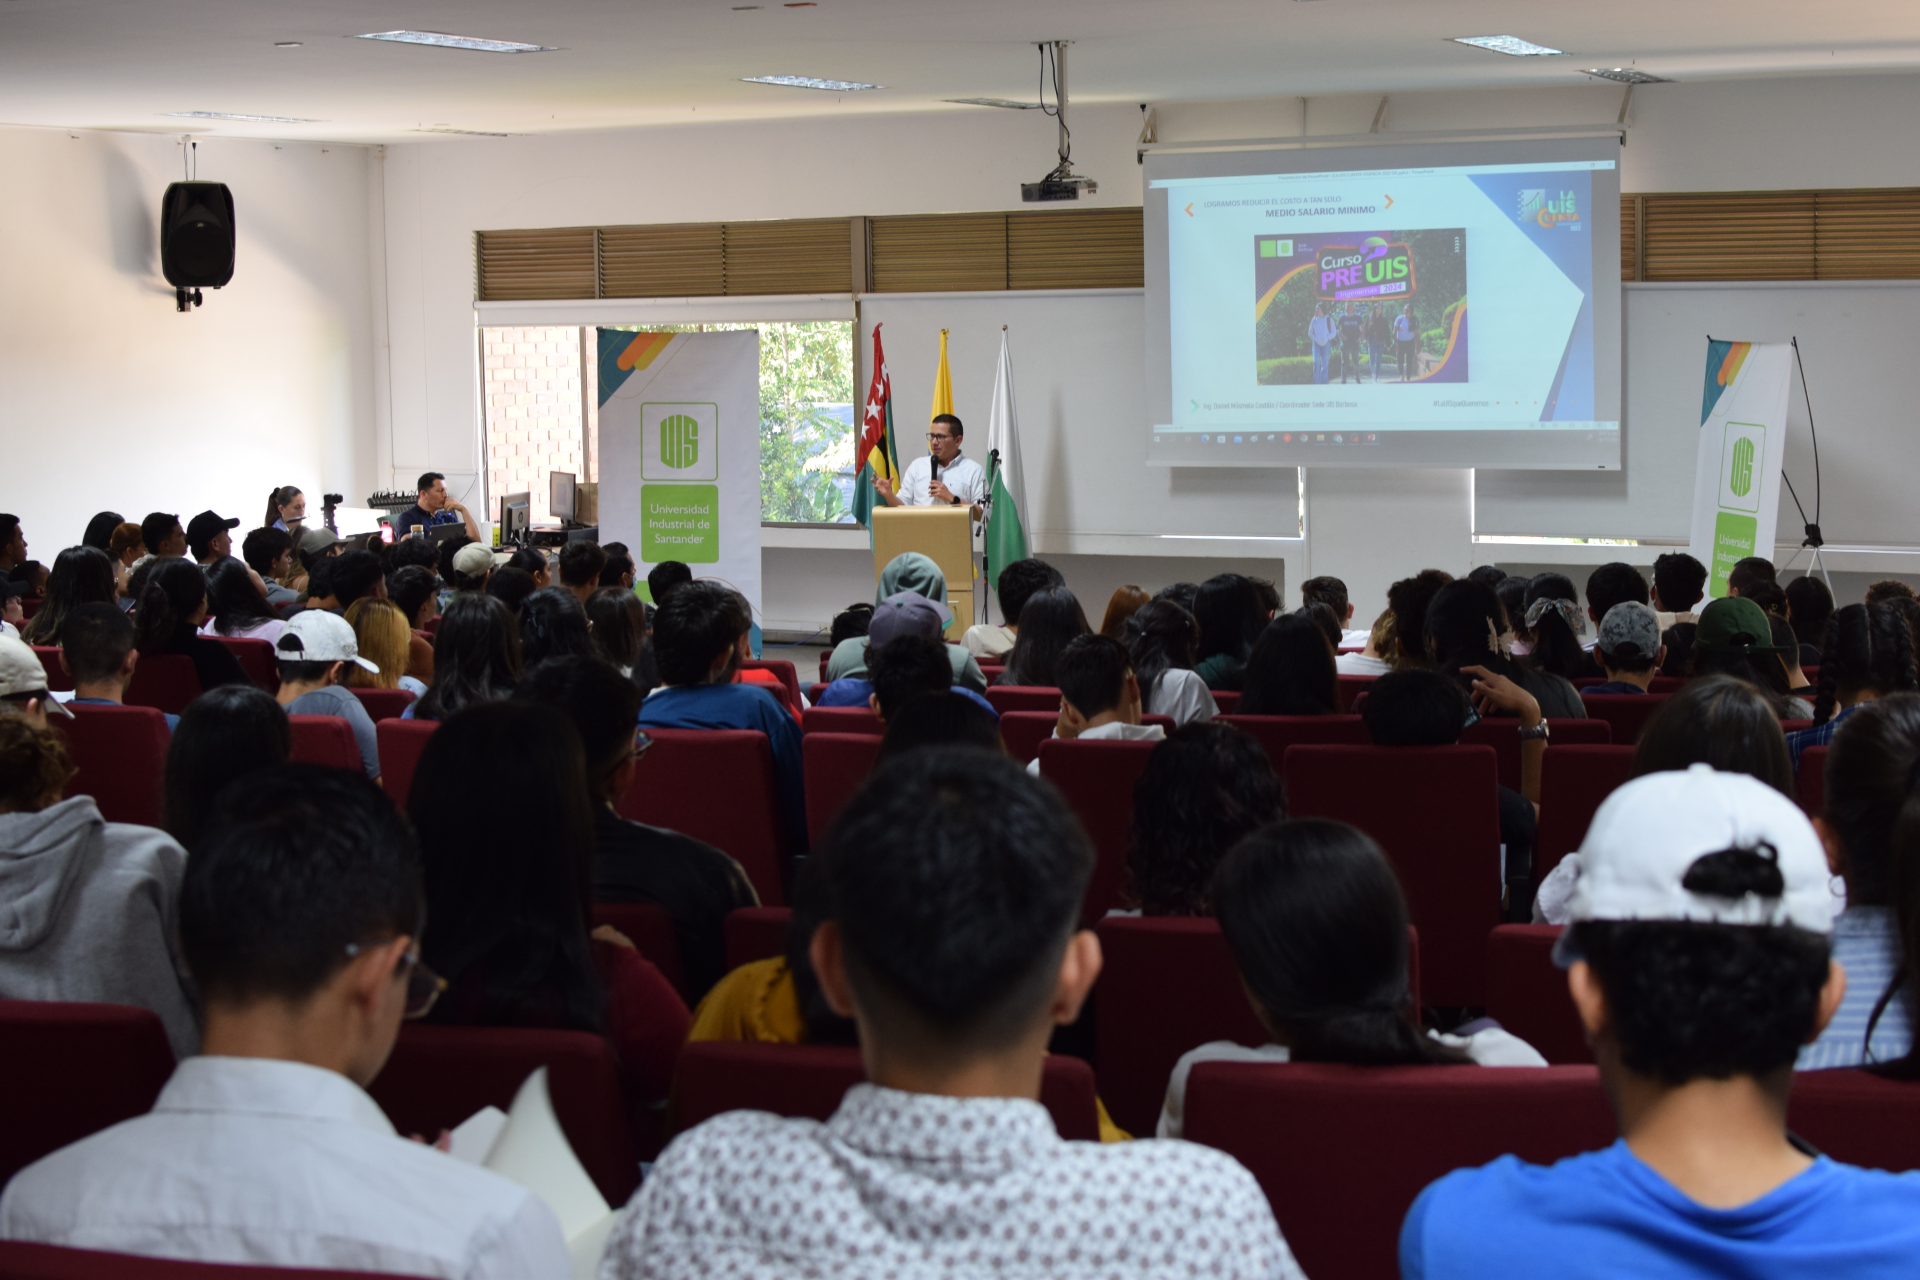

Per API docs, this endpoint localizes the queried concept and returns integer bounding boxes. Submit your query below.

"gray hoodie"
[0,796,197,1058]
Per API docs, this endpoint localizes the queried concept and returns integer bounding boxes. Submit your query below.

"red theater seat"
[0,1243,408,1279]
[0,1000,175,1189]
[1184,1062,1614,1280]
[30,646,71,693]
[1216,714,1370,772]
[373,718,437,809]
[288,715,362,773]
[741,659,800,709]
[1579,693,1668,747]
[800,705,883,735]
[803,732,882,843]
[57,703,170,828]
[979,663,1006,684]
[671,1041,1101,1142]
[984,685,1061,715]
[1285,744,1500,1007]
[1535,745,1637,882]
[724,907,793,972]
[367,1024,644,1202]
[1485,924,1588,1064]
[348,687,416,722]
[997,712,1175,765]
[1798,744,1829,818]
[1037,737,1161,922]
[1212,690,1241,713]
[817,651,831,682]
[1789,1069,1920,1172]
[1334,675,1375,712]
[620,728,789,906]
[212,636,278,693]
[590,902,688,1002]
[1460,717,1610,792]
[124,655,201,716]
[1648,676,1683,694]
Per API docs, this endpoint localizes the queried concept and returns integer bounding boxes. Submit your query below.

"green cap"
[1694,596,1787,655]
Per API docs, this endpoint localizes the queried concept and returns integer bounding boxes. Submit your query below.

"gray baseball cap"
[1596,601,1662,663]
[867,591,952,647]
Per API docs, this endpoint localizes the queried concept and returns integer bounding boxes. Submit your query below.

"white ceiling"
[5,0,1919,144]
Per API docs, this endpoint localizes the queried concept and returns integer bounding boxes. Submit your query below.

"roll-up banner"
[1688,340,1792,600]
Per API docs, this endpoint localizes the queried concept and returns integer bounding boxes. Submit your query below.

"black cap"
[186,510,241,544]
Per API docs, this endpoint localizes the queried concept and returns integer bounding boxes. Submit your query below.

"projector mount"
[1023,41,1098,202]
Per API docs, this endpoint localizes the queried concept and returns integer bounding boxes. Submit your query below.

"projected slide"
[1145,140,1621,470]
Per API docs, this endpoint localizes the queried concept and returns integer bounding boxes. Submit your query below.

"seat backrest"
[0,1000,176,1188]
[803,732,883,844]
[57,703,171,828]
[620,728,787,906]
[997,712,1175,765]
[1459,717,1611,792]
[724,906,793,972]
[348,687,416,722]
[671,1041,1101,1141]
[1648,675,1684,694]
[983,684,1061,715]
[0,1242,407,1279]
[1535,745,1638,883]
[1284,744,1500,1006]
[741,658,800,709]
[1184,1061,1615,1280]
[817,650,831,682]
[1211,689,1240,713]
[800,705,883,736]
[212,636,279,693]
[1334,674,1375,712]
[1798,744,1830,818]
[1216,714,1370,773]
[1781,718,1813,735]
[805,681,829,706]
[373,718,438,810]
[124,655,202,716]
[978,662,1006,685]
[366,1023,643,1204]
[288,715,362,773]
[590,902,688,1001]
[1037,737,1161,922]
[1484,924,1588,1064]
[31,646,72,692]
[1578,692,1669,747]
[1788,1069,1920,1172]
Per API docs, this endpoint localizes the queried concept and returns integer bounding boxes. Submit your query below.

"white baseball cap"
[276,609,380,673]
[0,636,72,719]
[1553,763,1833,966]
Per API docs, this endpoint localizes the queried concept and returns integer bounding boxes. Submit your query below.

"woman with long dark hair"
[1157,818,1544,1137]
[1191,573,1266,691]
[505,546,552,590]
[21,545,115,646]
[133,559,249,692]
[164,684,290,848]
[80,512,123,553]
[518,587,595,668]
[996,586,1090,687]
[264,485,306,533]
[1124,599,1214,725]
[410,701,687,1103]
[409,593,521,722]
[1786,602,1920,769]
[1237,613,1338,716]
[587,586,647,678]
[201,557,283,644]
[1425,579,1583,719]
[1127,722,1285,916]
[1519,572,1588,682]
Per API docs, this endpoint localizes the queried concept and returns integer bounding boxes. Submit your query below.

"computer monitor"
[499,492,531,546]
[550,470,576,525]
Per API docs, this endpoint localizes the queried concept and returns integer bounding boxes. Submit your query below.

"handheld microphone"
[929,451,941,495]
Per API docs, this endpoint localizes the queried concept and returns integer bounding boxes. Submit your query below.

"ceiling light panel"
[946,97,1042,109]
[742,75,882,91]
[1452,35,1566,57]
[414,127,511,136]
[357,31,556,54]
[166,111,321,122]
[1585,67,1669,84]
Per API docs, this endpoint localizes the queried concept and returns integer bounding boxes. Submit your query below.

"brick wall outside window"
[481,326,595,526]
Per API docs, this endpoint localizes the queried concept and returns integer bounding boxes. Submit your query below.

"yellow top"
[689,957,1131,1143]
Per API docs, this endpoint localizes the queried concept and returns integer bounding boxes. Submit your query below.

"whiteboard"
[1475,281,1920,547]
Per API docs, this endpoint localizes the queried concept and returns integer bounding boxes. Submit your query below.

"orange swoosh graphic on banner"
[617,332,674,372]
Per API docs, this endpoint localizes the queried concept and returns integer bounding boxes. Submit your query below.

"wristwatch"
[1517,720,1550,741]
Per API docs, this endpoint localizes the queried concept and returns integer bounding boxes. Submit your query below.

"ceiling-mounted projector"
[1022,41,1098,202]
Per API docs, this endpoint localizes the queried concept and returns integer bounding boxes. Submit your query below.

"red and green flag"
[852,323,901,532]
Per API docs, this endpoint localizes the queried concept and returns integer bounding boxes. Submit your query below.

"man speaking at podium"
[874,414,986,517]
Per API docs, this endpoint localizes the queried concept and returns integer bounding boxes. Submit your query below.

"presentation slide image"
[1252,229,1467,386]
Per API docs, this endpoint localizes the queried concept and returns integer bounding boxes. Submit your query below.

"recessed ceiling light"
[732,5,762,8]
[946,98,1043,110]
[414,127,511,137]
[166,111,322,123]
[1585,67,1669,84]
[356,30,556,54]
[273,41,303,48]
[1452,35,1566,57]
[742,75,881,91]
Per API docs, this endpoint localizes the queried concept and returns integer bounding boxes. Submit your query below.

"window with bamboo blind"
[1620,187,1920,281]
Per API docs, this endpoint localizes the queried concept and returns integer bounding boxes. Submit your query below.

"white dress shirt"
[896,450,987,508]
[600,1082,1300,1280]
[0,1056,570,1280]
[1143,667,1217,727]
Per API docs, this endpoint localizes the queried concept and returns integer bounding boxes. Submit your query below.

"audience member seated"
[1158,817,1545,1138]
[1024,634,1163,777]
[558,541,607,609]
[520,586,595,667]
[995,586,1091,687]
[1494,573,1531,655]
[8,560,47,601]
[293,526,341,596]
[395,470,482,543]
[639,581,806,852]
[344,598,427,698]
[1788,601,1920,768]
[1651,549,1707,632]
[1238,612,1339,715]
[484,565,537,617]
[107,522,144,601]
[1128,722,1285,916]
[0,715,196,1057]
[587,586,648,680]
[1098,583,1152,641]
[21,545,114,646]
[647,560,693,607]
[1124,599,1215,726]
[503,546,550,589]
[273,612,382,781]
[517,656,756,1002]
[1191,573,1266,691]
[1298,600,1343,651]
[1428,578,1584,719]
[1866,578,1916,606]
[1338,607,1397,676]
[824,598,987,695]
[1580,562,1651,679]
[1799,695,1920,1069]
[688,858,852,1047]
[876,692,1004,761]
[0,764,571,1274]
[1400,766,1920,1277]
[1300,574,1356,642]
[1385,568,1454,668]
[385,565,439,686]
[844,629,992,724]
[184,510,240,569]
[299,557,341,612]
[133,559,250,692]
[0,636,67,727]
[411,702,689,1105]
[1726,554,1778,598]
[1770,611,1819,704]
[448,542,494,594]
[600,550,636,590]
[201,556,285,645]
[138,511,188,566]
[80,511,123,553]
[1587,601,1665,694]
[163,685,291,849]
[409,594,522,722]
[1519,572,1590,683]
[961,557,1062,659]
[60,603,178,731]
[824,554,988,691]
[1467,564,1509,591]
[599,746,1300,1280]
[328,549,387,613]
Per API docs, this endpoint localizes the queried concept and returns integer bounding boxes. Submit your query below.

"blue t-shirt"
[639,682,807,853]
[69,697,178,733]
[1402,1138,1920,1280]
[1585,680,1648,696]
[815,678,998,720]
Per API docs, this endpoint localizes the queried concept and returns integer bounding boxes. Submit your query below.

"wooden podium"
[871,506,974,640]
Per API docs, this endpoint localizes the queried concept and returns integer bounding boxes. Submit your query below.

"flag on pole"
[983,328,1029,585]
[931,328,954,423]
[851,324,900,532]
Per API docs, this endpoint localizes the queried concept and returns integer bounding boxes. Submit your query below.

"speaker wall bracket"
[175,287,203,313]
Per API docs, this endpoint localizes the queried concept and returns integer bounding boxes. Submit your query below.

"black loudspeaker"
[160,181,236,310]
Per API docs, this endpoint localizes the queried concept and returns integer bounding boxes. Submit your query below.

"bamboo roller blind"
[1620,187,1920,281]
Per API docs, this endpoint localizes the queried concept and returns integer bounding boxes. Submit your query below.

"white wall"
[0,125,382,553]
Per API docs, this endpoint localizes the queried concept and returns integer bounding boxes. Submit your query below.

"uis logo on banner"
[659,414,700,469]
[1717,421,1766,514]
[641,402,719,482]
[1518,189,1580,229]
